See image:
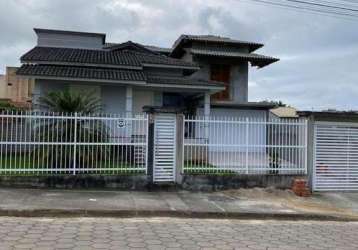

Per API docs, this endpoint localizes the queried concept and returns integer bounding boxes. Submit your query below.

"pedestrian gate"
[153,114,177,182]
[314,122,358,191]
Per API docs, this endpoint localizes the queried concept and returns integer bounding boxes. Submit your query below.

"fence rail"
[0,111,148,175]
[183,116,308,175]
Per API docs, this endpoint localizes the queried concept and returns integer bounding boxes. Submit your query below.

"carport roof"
[298,111,358,119]
[297,110,358,122]
[210,102,277,110]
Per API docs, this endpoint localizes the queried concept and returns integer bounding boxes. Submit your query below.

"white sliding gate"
[314,122,358,191]
[153,114,177,182]
[184,116,307,174]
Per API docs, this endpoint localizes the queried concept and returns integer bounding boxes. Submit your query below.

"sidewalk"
[0,187,358,221]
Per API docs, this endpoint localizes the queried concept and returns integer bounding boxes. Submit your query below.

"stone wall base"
[182,174,306,191]
[0,175,149,190]
[0,174,306,191]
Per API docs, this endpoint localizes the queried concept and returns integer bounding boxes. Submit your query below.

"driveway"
[310,192,358,213]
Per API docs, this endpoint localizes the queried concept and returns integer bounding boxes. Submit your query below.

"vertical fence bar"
[245,117,249,174]
[304,119,308,174]
[72,112,77,175]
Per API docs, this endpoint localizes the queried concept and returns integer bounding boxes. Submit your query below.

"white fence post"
[245,117,249,174]
[72,112,78,175]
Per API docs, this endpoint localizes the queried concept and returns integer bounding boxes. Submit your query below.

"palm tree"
[38,90,102,113]
[36,90,108,173]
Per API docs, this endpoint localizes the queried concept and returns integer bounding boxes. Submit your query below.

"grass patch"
[0,154,145,176]
[184,162,237,175]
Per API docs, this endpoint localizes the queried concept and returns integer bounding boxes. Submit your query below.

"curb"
[0,209,357,221]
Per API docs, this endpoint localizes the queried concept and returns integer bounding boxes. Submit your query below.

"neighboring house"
[0,74,5,100]
[270,106,298,119]
[17,28,279,118]
[0,67,34,108]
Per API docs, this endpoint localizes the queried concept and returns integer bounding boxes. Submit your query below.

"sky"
[0,0,357,111]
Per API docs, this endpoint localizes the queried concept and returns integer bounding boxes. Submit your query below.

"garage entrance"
[314,122,358,191]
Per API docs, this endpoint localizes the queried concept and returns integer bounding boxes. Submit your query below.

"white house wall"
[133,90,154,115]
[101,85,126,114]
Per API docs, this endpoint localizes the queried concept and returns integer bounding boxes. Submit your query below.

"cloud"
[0,0,357,110]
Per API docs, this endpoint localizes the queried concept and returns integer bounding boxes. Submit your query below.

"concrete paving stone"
[144,239,162,245]
[72,247,93,250]
[127,242,147,248]
[36,247,57,250]
[13,243,37,249]
[74,240,93,246]
[126,237,144,243]
[0,217,357,250]
[56,238,76,244]
[110,239,129,244]
[91,243,112,249]
[76,236,93,241]
[89,238,111,244]
[146,245,166,250]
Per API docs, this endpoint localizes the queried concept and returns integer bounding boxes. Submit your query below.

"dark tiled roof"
[17,64,222,89]
[146,76,224,88]
[21,46,197,69]
[144,45,172,54]
[17,64,146,82]
[190,48,279,68]
[106,41,159,55]
[171,34,264,56]
[21,47,142,67]
[177,35,263,46]
[104,43,172,54]
[104,42,192,67]
[133,51,197,68]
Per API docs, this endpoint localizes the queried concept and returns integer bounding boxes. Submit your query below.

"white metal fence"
[0,111,308,177]
[0,111,148,175]
[183,116,308,175]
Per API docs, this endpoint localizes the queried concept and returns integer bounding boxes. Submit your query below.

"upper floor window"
[210,64,231,101]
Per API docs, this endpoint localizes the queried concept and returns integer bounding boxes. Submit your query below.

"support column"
[204,92,211,118]
[125,86,133,117]
[125,86,133,139]
[204,92,210,141]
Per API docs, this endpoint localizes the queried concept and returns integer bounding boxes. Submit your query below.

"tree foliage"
[38,90,102,113]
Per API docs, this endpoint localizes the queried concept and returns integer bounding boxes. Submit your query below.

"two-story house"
[16,28,278,118]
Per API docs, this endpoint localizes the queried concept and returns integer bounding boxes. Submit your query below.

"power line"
[315,0,358,7]
[283,0,358,12]
[239,0,358,20]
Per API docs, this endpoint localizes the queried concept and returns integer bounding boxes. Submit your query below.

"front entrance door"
[153,113,177,183]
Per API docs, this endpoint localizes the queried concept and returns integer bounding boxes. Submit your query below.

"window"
[163,93,185,107]
[210,64,231,101]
